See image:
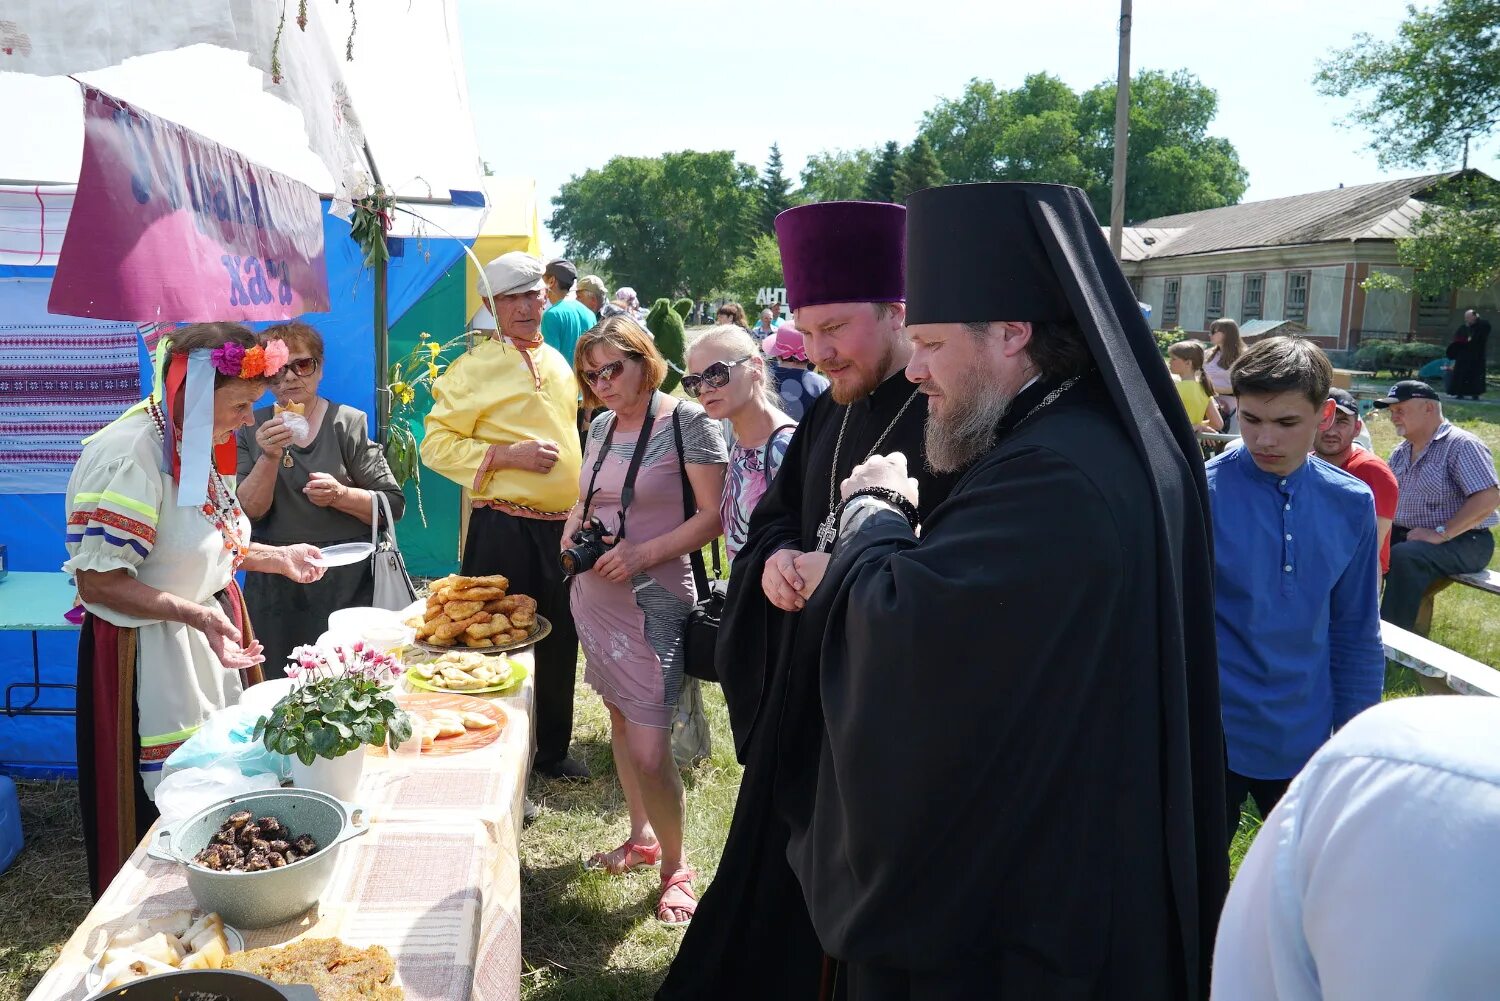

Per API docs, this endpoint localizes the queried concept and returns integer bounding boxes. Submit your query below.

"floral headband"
[210,338,290,379]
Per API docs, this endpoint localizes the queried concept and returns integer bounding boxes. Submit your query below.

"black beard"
[924,377,1015,474]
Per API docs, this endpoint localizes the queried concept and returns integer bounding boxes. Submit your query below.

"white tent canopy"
[0,0,485,223]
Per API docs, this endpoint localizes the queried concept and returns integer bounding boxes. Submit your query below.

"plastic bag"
[162,703,292,783]
[155,766,281,828]
[280,411,313,447]
[670,677,712,769]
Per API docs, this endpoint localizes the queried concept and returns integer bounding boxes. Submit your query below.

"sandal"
[584,839,661,875]
[657,868,698,926]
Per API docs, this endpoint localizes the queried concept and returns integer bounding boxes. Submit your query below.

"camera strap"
[580,391,659,541]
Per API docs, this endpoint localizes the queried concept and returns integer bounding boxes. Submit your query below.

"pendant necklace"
[815,385,922,552]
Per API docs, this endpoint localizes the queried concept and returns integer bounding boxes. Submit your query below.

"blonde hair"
[1208,318,1244,368]
[687,324,779,409]
[573,315,667,410]
[1169,340,1216,401]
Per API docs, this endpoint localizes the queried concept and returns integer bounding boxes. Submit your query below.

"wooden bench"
[1414,568,1500,636]
[1382,620,1500,696]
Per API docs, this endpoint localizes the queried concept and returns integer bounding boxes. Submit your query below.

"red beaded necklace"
[148,400,248,570]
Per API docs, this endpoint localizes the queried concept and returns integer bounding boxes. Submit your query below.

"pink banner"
[49,86,329,323]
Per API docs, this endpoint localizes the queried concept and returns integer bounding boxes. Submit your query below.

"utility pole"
[1109,0,1133,259]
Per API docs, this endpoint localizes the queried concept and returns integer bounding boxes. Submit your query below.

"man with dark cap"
[777,183,1227,998]
[540,257,595,364]
[658,202,957,1000]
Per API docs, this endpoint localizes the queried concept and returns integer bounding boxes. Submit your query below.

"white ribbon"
[177,348,215,507]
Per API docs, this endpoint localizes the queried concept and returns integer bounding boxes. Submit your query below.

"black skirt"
[244,546,374,679]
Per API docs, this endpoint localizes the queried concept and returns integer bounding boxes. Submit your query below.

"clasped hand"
[840,451,919,505]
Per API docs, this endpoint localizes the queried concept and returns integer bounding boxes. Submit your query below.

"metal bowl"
[86,969,316,1000]
[147,788,368,929]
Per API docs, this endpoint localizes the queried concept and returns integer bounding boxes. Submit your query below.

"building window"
[1205,274,1226,325]
[1242,272,1265,321]
[1163,278,1181,328]
[1285,271,1310,323]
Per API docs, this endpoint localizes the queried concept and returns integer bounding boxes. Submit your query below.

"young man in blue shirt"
[1207,336,1385,846]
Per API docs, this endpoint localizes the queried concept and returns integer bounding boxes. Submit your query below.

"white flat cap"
[482,251,546,298]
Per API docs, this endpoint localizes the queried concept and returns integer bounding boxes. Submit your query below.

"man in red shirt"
[1314,387,1399,573]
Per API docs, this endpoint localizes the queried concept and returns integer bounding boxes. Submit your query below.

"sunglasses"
[581,357,632,386]
[682,356,752,398]
[278,357,319,379]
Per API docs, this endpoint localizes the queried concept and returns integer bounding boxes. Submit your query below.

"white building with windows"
[1119,171,1498,352]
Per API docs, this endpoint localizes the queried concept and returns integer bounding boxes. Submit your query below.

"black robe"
[1448,318,1490,397]
[785,374,1205,999]
[658,370,958,1001]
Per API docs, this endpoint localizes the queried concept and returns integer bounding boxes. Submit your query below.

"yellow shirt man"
[422,336,582,514]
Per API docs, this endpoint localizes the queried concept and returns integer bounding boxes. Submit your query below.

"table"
[25,620,535,1001]
[0,572,79,719]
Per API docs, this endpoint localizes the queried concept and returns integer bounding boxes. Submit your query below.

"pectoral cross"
[815,510,838,552]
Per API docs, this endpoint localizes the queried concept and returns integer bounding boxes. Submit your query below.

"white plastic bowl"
[327,606,401,636]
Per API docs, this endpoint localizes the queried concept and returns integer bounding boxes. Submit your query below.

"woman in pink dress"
[564,316,727,925]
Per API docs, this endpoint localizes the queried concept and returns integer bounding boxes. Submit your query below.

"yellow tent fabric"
[465,176,544,321]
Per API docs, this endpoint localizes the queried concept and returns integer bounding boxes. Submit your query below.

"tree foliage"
[549,150,757,299]
[1363,179,1500,297]
[797,148,877,203]
[863,141,901,202]
[759,143,794,232]
[1316,0,1500,169]
[917,70,1247,221]
[720,233,785,310]
[894,135,947,202]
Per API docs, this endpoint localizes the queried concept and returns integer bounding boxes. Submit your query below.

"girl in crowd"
[759,323,830,423]
[1168,340,1225,433]
[714,302,748,329]
[684,325,797,561]
[1205,318,1244,430]
[236,322,406,676]
[566,317,727,925]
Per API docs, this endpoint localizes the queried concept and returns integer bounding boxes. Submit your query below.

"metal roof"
[1118,172,1460,261]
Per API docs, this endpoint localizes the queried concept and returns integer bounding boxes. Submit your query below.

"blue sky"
[458,0,1499,256]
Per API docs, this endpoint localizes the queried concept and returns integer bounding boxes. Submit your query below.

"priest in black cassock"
[659,202,958,999]
[781,183,1228,999]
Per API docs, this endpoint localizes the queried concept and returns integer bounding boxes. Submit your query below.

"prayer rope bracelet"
[838,487,920,532]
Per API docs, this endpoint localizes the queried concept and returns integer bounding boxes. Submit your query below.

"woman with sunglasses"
[685,325,797,562]
[566,316,727,926]
[236,321,407,678]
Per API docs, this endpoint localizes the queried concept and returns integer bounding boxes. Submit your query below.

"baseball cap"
[1328,387,1358,416]
[576,275,608,300]
[482,252,545,297]
[545,258,578,287]
[1372,380,1440,408]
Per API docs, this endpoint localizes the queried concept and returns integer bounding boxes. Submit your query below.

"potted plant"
[254,643,414,800]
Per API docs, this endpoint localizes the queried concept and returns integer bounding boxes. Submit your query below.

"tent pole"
[363,142,390,447]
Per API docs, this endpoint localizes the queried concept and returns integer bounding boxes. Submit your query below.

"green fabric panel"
[389,259,467,578]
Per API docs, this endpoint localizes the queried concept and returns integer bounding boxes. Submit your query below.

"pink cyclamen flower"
[262,339,290,377]
[210,342,246,377]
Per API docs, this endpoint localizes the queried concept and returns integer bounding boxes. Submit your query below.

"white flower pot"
[288,746,368,801]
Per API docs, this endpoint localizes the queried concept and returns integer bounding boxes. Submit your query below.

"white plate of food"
[85,910,244,993]
[308,542,375,568]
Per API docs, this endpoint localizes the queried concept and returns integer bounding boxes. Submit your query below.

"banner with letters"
[49,86,329,323]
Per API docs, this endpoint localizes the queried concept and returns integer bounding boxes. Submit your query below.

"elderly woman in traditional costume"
[65,322,324,897]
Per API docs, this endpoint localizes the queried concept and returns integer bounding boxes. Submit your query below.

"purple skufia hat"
[774,201,906,311]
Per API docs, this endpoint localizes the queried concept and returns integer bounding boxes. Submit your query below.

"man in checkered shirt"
[1375,380,1500,632]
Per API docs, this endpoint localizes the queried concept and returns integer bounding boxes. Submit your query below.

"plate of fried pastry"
[406,574,550,653]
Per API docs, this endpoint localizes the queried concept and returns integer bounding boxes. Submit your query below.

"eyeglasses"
[278,357,319,379]
[581,358,630,386]
[681,356,752,398]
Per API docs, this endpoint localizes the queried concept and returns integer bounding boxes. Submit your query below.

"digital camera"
[559,516,614,577]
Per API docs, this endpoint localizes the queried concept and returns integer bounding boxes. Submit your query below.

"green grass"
[0,780,91,1001]
[520,683,741,999]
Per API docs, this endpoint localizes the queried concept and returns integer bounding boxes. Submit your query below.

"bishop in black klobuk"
[782,183,1226,999]
[658,201,959,999]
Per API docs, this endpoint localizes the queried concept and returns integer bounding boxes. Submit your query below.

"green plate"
[405,657,529,695]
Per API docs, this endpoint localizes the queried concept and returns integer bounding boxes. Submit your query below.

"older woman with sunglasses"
[566,316,727,926]
[236,321,406,677]
[685,325,797,562]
